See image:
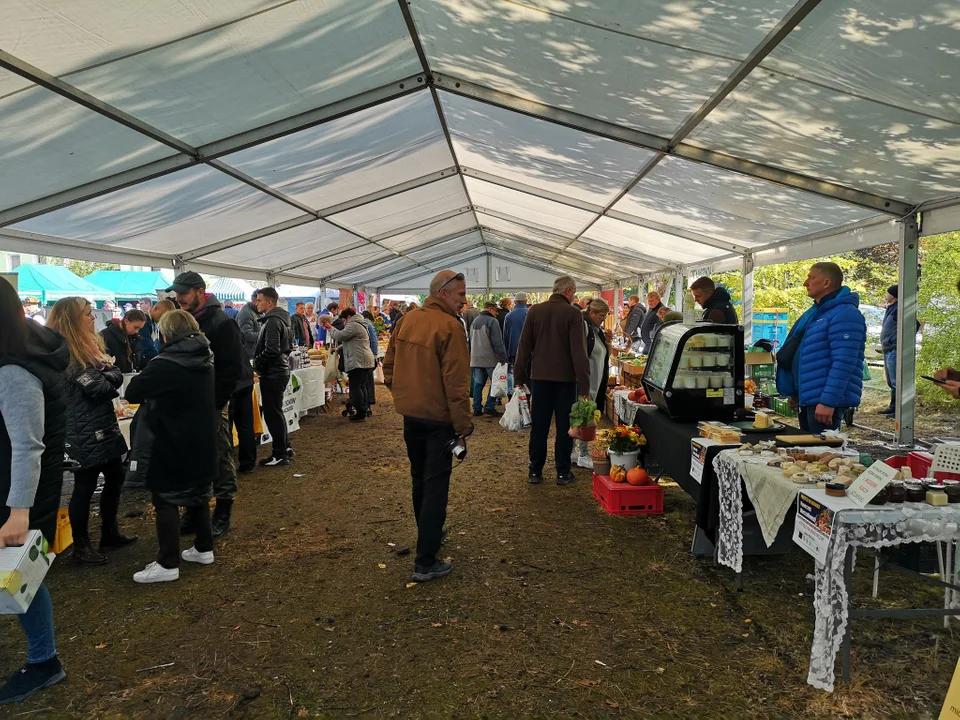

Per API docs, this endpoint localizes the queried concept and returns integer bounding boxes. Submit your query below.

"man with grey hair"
[383,270,472,583]
[514,275,590,486]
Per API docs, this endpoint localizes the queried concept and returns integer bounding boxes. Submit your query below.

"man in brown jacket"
[514,275,590,486]
[383,270,472,583]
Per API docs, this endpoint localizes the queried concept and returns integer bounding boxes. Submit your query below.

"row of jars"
[869,478,960,504]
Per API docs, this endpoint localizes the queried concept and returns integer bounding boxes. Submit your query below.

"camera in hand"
[447,437,467,462]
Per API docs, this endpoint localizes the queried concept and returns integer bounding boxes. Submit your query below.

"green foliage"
[917,231,960,406]
[41,256,119,278]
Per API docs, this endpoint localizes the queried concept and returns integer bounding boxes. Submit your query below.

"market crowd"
[0,257,940,705]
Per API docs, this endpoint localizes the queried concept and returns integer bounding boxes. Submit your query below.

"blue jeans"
[17,583,57,664]
[472,367,496,412]
[799,405,846,434]
[883,349,897,390]
[507,364,515,396]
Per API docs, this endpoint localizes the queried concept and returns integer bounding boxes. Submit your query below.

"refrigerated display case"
[642,323,745,421]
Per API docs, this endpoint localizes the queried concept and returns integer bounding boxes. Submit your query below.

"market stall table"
[798,490,960,691]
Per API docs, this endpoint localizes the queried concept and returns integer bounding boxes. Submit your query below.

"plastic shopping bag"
[491,362,509,398]
[323,350,341,384]
[500,385,532,431]
[374,363,385,385]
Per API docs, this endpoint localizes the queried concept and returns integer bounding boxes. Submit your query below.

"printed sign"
[793,492,837,565]
[846,461,897,508]
[690,438,719,484]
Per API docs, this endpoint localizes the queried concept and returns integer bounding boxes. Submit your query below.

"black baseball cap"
[166,271,206,293]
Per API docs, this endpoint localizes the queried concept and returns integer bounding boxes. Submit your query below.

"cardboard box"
[744,351,774,365]
[0,530,55,614]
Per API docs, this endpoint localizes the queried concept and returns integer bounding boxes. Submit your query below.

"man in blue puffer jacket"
[776,262,866,433]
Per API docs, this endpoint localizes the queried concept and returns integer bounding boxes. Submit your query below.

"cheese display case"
[642,323,745,421]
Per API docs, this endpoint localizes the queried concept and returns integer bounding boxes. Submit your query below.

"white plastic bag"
[490,362,509,398]
[374,364,385,385]
[323,350,340,384]
[500,385,532,431]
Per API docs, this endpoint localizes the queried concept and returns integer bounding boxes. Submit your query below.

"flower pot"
[608,449,641,471]
[593,457,611,476]
[578,424,597,441]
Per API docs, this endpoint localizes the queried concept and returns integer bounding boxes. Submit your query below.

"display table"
[293,365,326,412]
[799,490,960,691]
[630,405,703,498]
[712,447,840,574]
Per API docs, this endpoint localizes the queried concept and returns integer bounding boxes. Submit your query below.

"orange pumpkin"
[609,465,627,483]
[626,468,649,486]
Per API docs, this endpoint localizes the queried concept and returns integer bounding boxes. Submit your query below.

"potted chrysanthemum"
[606,425,646,470]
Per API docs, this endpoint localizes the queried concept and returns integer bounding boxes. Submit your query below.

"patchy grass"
[1,388,956,718]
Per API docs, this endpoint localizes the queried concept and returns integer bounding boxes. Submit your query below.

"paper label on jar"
[723,388,735,405]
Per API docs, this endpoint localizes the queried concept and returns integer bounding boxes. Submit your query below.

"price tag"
[705,389,723,398]
[845,461,897,508]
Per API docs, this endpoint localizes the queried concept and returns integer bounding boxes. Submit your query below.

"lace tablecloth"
[807,498,960,691]
[712,449,800,573]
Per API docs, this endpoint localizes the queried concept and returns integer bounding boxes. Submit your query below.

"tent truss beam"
[368,246,486,287]
[480,228,651,277]
[432,76,913,217]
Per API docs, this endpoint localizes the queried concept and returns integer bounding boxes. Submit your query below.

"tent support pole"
[895,216,919,447]
[486,255,492,298]
[742,254,755,344]
[266,272,277,287]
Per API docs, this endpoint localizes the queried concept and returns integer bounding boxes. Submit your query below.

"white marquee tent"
[1,0,959,444]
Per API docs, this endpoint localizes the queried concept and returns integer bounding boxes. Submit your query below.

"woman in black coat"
[125,310,218,584]
[99,309,146,374]
[47,297,136,566]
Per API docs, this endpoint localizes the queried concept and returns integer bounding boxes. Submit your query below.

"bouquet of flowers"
[606,425,646,454]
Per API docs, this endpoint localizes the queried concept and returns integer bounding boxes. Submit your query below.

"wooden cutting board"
[775,434,844,447]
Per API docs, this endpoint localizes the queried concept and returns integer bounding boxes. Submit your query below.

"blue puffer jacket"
[776,287,866,408]
[880,303,898,352]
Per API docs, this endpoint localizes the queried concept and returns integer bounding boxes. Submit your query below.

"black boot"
[879,390,896,415]
[99,524,138,551]
[211,499,233,539]
[72,536,107,566]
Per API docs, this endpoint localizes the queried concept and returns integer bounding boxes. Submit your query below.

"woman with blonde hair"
[47,297,136,565]
[125,310,217,583]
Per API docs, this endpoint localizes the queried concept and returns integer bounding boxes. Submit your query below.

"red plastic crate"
[884,451,960,481]
[592,473,664,516]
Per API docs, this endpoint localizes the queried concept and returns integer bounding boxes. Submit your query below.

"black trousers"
[69,457,125,541]
[403,418,455,568]
[153,497,212,569]
[348,368,373,414]
[230,384,257,469]
[259,376,289,459]
[528,379,578,475]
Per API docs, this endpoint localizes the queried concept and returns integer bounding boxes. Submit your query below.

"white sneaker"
[578,453,594,469]
[181,546,215,565]
[134,562,179,584]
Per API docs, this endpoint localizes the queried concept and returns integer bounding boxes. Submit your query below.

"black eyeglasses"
[438,273,465,292]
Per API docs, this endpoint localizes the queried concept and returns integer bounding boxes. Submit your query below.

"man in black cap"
[166,271,246,536]
[879,284,899,415]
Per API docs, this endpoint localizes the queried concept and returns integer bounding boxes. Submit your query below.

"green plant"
[569,398,597,428]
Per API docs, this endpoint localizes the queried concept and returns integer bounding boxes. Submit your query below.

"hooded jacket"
[622,302,645,340]
[193,293,245,408]
[502,302,529,362]
[254,306,292,381]
[63,359,127,469]
[100,318,141,374]
[326,315,377,372]
[514,293,590,395]
[236,301,260,359]
[0,324,69,543]
[469,310,507,368]
[124,332,217,505]
[881,302,898,353]
[701,286,739,325]
[639,302,663,353]
[776,287,866,408]
[383,297,472,436]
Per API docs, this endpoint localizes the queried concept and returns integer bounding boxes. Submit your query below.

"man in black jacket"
[168,271,244,537]
[621,295,645,353]
[639,291,664,354]
[691,277,739,324]
[290,301,314,348]
[254,288,293,467]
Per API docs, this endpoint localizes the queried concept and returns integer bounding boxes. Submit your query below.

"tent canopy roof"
[12,263,116,304]
[84,269,172,300]
[1,1,958,292]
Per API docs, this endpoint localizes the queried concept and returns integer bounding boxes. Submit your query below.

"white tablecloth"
[805,495,960,691]
[293,365,326,411]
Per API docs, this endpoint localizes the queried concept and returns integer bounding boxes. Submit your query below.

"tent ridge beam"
[380,249,489,290]
[272,240,373,274]
[433,75,912,216]
[365,245,486,286]
[485,248,605,287]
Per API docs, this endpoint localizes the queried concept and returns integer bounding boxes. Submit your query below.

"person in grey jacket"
[254,288,293,466]
[469,302,507,417]
[319,309,376,421]
[232,291,260,474]
[621,295,645,353]
[236,290,260,360]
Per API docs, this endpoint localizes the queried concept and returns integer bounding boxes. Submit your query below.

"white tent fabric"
[0,0,958,295]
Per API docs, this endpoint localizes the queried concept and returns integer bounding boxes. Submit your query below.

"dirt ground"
[2,387,958,719]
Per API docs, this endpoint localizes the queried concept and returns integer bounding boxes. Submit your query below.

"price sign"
[845,461,897,508]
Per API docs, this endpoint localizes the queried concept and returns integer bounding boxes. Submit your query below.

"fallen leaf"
[682,697,692,702]
[431,622,443,628]
[594,660,608,667]
[605,701,620,709]
[655,667,665,675]
[487,507,507,512]
[576,679,602,687]
[298,709,309,717]
[387,542,396,547]
[377,563,387,569]
[293,474,306,478]
[94,642,107,650]
[405,582,417,589]
[744,618,752,624]
[324,626,335,632]
[742,633,750,638]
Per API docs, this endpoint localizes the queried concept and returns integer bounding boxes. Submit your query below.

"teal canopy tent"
[13,264,116,305]
[85,270,172,303]
[206,276,255,303]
